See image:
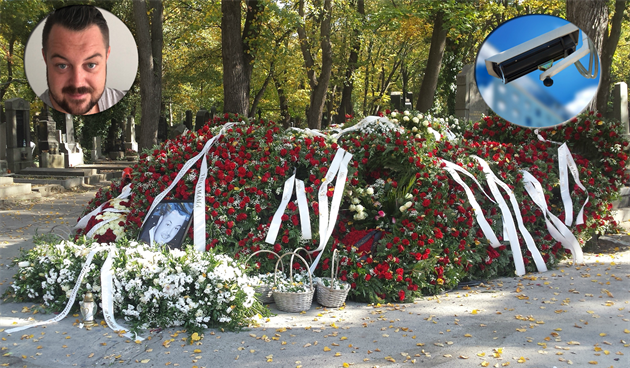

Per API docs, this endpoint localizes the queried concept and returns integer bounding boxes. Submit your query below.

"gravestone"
[405,92,413,111]
[158,116,168,142]
[185,110,193,130]
[124,115,138,152]
[455,64,489,122]
[58,114,84,167]
[195,109,210,131]
[37,105,65,168]
[107,118,124,160]
[4,98,34,173]
[91,136,104,161]
[0,118,6,175]
[390,92,403,112]
[613,82,628,136]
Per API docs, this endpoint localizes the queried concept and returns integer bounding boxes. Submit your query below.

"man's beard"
[46,70,104,115]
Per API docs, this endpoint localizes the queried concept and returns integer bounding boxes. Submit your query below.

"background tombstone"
[455,64,489,122]
[405,92,413,111]
[124,115,138,152]
[0,105,6,174]
[37,105,64,168]
[185,110,193,130]
[390,92,402,112]
[107,118,124,160]
[195,109,210,131]
[91,136,104,161]
[4,98,34,173]
[612,82,628,136]
[158,116,168,142]
[57,114,84,167]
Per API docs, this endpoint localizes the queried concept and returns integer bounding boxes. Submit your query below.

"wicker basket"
[245,250,284,304]
[316,249,350,308]
[272,252,314,313]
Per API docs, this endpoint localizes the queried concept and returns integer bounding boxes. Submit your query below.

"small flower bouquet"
[272,252,314,312]
[245,250,286,303]
[315,249,350,308]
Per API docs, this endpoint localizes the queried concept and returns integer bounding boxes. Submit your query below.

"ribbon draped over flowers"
[265,171,312,244]
[6,245,140,340]
[74,184,133,235]
[142,123,236,252]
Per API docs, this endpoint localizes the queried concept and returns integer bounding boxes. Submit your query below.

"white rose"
[349,204,356,212]
[423,120,429,127]
[352,198,361,204]
[399,205,407,213]
[391,112,398,117]
[404,110,410,116]
[412,117,419,124]
[366,187,374,195]
[356,205,365,213]
[405,201,413,209]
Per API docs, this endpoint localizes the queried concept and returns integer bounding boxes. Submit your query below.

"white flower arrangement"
[6,238,270,338]
[273,270,313,293]
[316,276,350,290]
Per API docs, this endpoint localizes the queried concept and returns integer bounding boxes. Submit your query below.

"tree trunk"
[0,38,15,101]
[335,0,364,124]
[133,0,163,150]
[566,0,608,112]
[222,0,249,116]
[415,10,448,113]
[249,63,273,118]
[274,73,291,129]
[297,0,334,130]
[596,0,626,113]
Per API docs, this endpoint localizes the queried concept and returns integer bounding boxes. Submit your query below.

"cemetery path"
[1,183,629,368]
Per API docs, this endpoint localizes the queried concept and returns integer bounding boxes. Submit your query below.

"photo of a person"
[24,5,137,115]
[139,201,194,249]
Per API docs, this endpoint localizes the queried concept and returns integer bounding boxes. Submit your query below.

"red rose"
[398,290,405,301]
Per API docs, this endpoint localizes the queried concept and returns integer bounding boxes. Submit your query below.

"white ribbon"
[558,143,589,226]
[440,159,500,248]
[84,213,126,239]
[472,156,524,275]
[332,116,398,140]
[295,179,312,240]
[521,171,584,264]
[6,245,139,340]
[310,149,353,273]
[74,184,132,230]
[288,127,328,138]
[535,131,588,227]
[193,153,209,252]
[265,173,297,244]
[141,123,236,251]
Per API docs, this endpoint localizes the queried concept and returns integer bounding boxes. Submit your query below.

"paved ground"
[1,183,629,368]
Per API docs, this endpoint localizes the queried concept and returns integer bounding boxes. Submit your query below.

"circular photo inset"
[24,5,138,116]
[475,14,600,128]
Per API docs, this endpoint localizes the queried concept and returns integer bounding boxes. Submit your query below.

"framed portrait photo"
[138,200,194,249]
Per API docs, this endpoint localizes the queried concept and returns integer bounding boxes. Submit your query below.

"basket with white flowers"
[316,249,350,308]
[246,250,286,304]
[272,251,314,312]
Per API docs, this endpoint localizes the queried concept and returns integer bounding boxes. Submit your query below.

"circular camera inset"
[475,14,600,128]
[24,5,138,116]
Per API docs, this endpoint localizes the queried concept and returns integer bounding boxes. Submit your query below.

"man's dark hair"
[42,5,109,55]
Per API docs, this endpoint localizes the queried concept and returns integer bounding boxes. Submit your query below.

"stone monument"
[195,109,210,131]
[613,82,628,136]
[58,114,84,167]
[455,64,489,122]
[91,136,104,161]
[37,105,65,168]
[4,98,34,173]
[185,110,193,131]
[0,105,6,175]
[124,115,138,152]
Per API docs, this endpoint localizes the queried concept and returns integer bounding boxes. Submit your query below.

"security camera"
[485,23,597,87]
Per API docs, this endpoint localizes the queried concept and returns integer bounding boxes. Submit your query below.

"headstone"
[185,110,193,130]
[91,136,103,161]
[158,116,168,142]
[195,109,210,131]
[455,64,489,122]
[107,118,124,159]
[0,121,6,161]
[0,120,6,175]
[613,82,629,135]
[405,92,413,111]
[58,114,84,167]
[124,115,138,152]
[37,105,64,168]
[4,98,34,173]
[390,92,403,112]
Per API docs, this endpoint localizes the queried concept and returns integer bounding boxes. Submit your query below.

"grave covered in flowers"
[6,110,628,335]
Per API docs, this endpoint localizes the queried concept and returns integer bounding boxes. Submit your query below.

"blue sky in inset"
[475,14,600,127]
